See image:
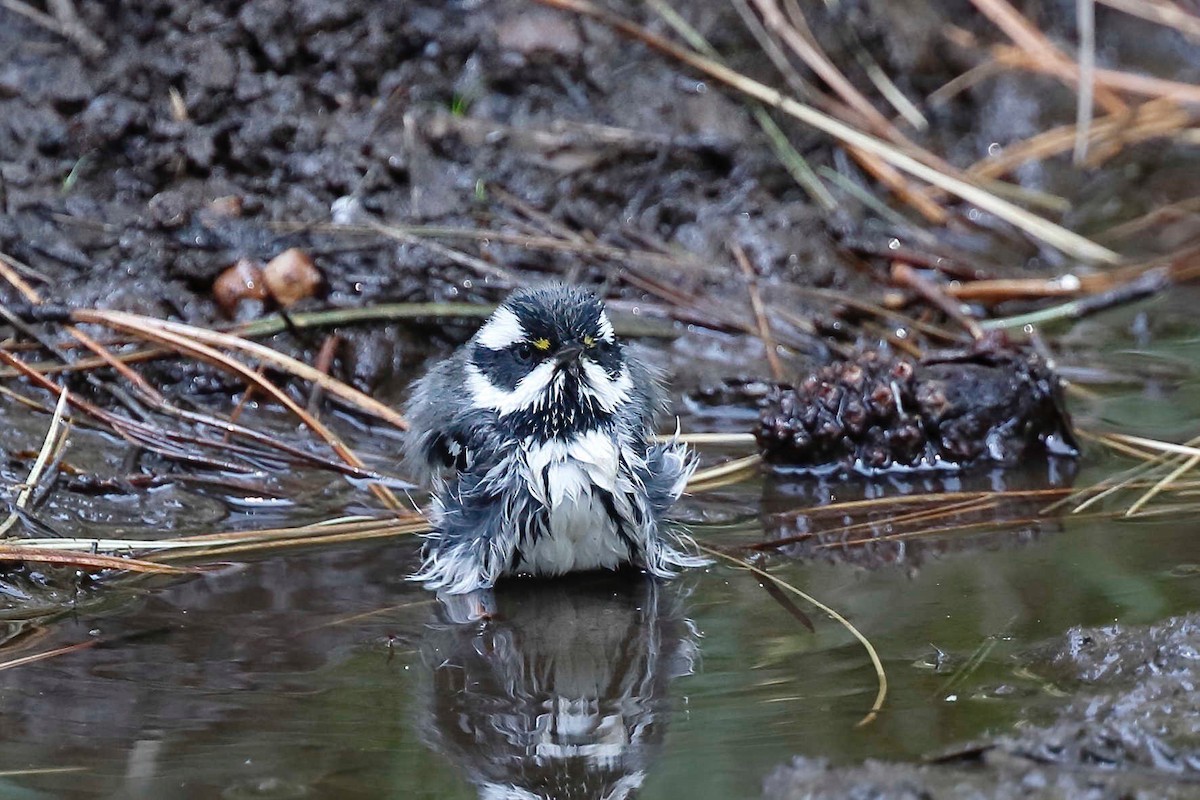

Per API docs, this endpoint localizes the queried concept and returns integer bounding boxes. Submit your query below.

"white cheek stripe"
[475,306,526,350]
[466,360,557,416]
[597,311,615,342]
[581,362,631,412]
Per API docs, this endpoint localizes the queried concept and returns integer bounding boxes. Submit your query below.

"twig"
[891,262,984,340]
[980,268,1169,329]
[732,243,786,381]
[307,334,341,417]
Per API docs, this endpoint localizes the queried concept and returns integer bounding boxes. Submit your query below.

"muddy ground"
[765,613,1200,799]
[4,0,1200,392]
[4,0,1200,796]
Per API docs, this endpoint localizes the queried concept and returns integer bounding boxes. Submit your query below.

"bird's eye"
[514,342,534,362]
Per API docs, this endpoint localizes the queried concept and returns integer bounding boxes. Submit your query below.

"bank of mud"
[765,613,1200,799]
[3,0,1199,390]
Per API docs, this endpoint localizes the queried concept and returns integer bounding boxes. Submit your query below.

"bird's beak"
[554,343,584,368]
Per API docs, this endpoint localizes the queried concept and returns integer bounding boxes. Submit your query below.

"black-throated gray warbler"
[404,285,701,594]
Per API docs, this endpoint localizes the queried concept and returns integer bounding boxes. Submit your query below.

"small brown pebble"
[263,248,322,307]
[213,258,267,315]
[496,11,582,56]
[207,195,243,218]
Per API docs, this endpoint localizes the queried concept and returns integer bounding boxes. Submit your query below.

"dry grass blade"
[1047,431,1200,516]
[0,0,105,55]
[732,243,787,381]
[68,310,403,510]
[647,0,838,210]
[1105,433,1200,458]
[754,0,899,139]
[6,514,431,566]
[74,309,407,430]
[534,0,1121,264]
[0,638,101,673]
[0,767,88,777]
[303,598,437,632]
[968,0,1128,113]
[695,542,887,728]
[990,42,1200,104]
[659,432,759,447]
[1097,0,1200,41]
[0,387,69,538]
[1126,453,1199,516]
[969,100,1192,180]
[147,515,431,561]
[1074,0,1097,165]
[687,455,763,492]
[0,547,195,574]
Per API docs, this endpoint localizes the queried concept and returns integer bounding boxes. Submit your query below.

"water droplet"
[463,279,473,289]
[987,142,1001,156]
[967,208,982,222]
[888,238,900,250]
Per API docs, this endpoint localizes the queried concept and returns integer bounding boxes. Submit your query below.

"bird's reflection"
[418,575,699,800]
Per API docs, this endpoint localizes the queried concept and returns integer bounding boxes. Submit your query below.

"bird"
[403,284,702,594]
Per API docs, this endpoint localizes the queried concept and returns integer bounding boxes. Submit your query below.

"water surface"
[2,293,1199,799]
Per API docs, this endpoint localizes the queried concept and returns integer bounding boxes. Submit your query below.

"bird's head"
[465,286,632,431]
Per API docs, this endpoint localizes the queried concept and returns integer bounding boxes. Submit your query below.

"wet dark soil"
[4,0,1200,373]
[765,613,1200,799]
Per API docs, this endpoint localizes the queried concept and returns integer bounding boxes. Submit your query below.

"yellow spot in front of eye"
[532,338,552,351]
[583,335,595,347]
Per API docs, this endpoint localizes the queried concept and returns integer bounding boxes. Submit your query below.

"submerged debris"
[756,345,1078,474]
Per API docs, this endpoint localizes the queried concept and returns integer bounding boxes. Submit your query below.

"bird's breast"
[517,430,636,575]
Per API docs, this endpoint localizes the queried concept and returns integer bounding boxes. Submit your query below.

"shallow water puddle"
[2,294,1200,798]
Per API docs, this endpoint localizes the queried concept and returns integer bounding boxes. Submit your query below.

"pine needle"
[695,542,887,728]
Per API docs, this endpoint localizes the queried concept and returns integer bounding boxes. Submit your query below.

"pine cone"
[756,347,1076,473]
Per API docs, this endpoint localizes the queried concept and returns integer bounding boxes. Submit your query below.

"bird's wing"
[403,350,505,481]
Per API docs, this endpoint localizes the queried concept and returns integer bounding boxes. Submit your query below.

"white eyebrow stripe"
[597,311,615,342]
[475,306,526,350]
